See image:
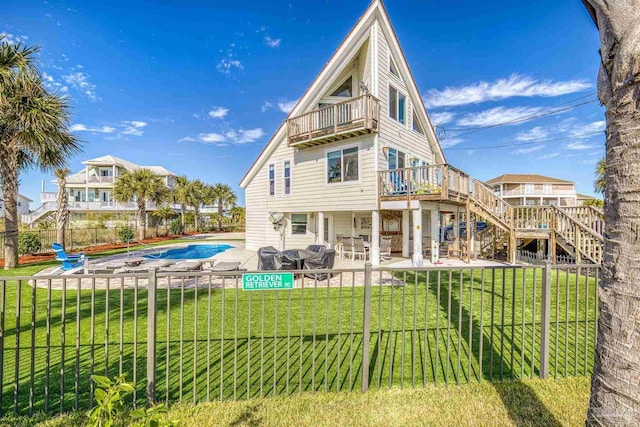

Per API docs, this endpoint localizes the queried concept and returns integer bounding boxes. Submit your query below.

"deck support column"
[371,210,380,266]
[430,207,439,263]
[317,211,325,245]
[412,206,424,267]
[402,210,410,257]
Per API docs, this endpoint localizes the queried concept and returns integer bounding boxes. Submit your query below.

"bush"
[117,226,135,243]
[169,218,183,235]
[18,233,42,255]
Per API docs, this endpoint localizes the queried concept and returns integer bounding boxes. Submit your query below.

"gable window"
[283,161,291,195]
[389,86,406,125]
[330,76,353,97]
[412,111,424,134]
[389,57,399,77]
[291,214,308,235]
[268,164,275,196]
[327,147,359,183]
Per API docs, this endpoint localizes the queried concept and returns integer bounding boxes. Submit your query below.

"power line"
[444,131,603,151]
[444,99,599,138]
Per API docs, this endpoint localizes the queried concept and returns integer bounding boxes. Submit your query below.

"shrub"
[117,226,135,243]
[169,218,183,235]
[18,233,41,255]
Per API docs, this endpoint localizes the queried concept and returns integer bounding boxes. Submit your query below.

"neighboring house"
[241,1,452,266]
[0,191,33,218]
[485,174,578,207]
[23,155,177,225]
[576,193,601,206]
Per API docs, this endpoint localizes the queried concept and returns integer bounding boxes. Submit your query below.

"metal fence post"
[540,261,552,378]
[361,262,372,392]
[146,268,158,406]
[69,229,74,250]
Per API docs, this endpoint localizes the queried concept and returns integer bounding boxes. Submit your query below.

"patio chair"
[380,236,392,260]
[447,238,465,259]
[303,249,336,280]
[305,245,327,256]
[342,237,354,260]
[257,246,279,270]
[274,252,298,271]
[353,237,367,261]
[52,242,86,271]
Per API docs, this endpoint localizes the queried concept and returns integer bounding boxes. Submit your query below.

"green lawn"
[3,376,592,426]
[0,264,599,416]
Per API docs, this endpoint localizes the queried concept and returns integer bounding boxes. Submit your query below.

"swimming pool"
[145,244,233,260]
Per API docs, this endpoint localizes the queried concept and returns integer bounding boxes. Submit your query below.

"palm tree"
[172,175,190,227]
[113,169,167,241]
[582,1,640,424]
[583,198,604,209]
[151,206,177,234]
[229,206,246,227]
[0,37,81,268]
[211,183,237,232]
[54,168,70,248]
[594,157,605,194]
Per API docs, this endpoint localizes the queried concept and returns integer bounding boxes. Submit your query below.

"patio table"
[282,249,313,270]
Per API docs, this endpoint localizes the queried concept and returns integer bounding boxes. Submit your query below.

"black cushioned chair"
[257,246,279,270]
[305,245,327,256]
[274,252,298,271]
[303,249,336,280]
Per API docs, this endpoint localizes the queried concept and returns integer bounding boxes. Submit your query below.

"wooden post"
[466,201,472,264]
[334,103,338,135]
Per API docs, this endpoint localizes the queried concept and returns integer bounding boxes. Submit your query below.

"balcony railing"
[499,188,577,196]
[287,94,379,148]
[87,175,115,183]
[378,164,470,203]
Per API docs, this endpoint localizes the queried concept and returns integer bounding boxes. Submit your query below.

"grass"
[2,376,591,426]
[0,265,599,417]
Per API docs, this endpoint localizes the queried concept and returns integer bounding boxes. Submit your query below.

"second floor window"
[283,161,291,195]
[543,184,552,194]
[268,164,275,196]
[388,148,406,170]
[389,86,406,125]
[327,147,359,183]
[524,184,534,194]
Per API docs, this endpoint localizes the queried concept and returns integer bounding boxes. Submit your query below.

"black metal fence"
[0,263,599,415]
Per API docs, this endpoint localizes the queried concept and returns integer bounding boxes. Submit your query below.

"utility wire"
[444,131,603,151]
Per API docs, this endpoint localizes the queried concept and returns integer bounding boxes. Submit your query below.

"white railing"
[500,189,577,196]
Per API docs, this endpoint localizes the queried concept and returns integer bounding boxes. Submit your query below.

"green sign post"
[242,272,295,291]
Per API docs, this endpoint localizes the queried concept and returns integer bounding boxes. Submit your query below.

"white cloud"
[121,121,147,136]
[569,120,605,137]
[514,126,549,142]
[217,58,243,75]
[62,71,99,101]
[1,33,28,45]
[264,35,281,48]
[424,74,592,108]
[456,106,543,127]
[70,123,116,134]
[429,111,455,125]
[513,145,545,155]
[261,101,273,113]
[42,72,54,82]
[440,137,464,149]
[184,128,265,146]
[567,141,597,150]
[208,106,229,119]
[536,152,559,160]
[277,99,298,114]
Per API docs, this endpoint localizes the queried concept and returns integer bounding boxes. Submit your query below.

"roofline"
[485,176,575,185]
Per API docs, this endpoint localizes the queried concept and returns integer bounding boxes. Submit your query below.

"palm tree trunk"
[1,144,20,269]
[137,201,147,241]
[56,179,68,248]
[194,207,199,232]
[584,1,640,424]
[181,204,185,227]
[217,201,223,232]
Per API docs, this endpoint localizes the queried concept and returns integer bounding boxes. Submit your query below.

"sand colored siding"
[375,26,434,168]
[245,176,268,251]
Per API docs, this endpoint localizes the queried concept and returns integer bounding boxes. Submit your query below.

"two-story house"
[0,191,32,218]
[24,155,177,225]
[486,174,578,207]
[240,0,475,267]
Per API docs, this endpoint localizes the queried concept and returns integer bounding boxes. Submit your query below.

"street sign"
[242,272,295,291]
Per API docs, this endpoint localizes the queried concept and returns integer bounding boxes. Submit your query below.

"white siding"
[245,176,268,251]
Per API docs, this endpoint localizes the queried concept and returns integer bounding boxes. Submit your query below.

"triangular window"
[330,76,353,97]
[412,111,424,134]
[389,57,399,77]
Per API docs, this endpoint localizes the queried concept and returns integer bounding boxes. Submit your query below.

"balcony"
[378,164,470,205]
[87,175,115,184]
[287,94,379,148]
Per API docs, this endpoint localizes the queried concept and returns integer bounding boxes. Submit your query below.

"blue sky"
[3,0,603,205]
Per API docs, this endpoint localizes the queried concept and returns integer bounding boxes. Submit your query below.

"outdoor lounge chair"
[113,260,175,273]
[52,243,86,271]
[303,249,336,280]
[159,260,203,272]
[204,261,245,272]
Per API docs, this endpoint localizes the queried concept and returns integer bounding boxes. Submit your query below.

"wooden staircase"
[552,206,604,264]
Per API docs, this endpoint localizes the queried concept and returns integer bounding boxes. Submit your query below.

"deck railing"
[471,179,514,228]
[377,164,469,203]
[287,94,379,146]
[0,263,598,415]
[513,206,555,230]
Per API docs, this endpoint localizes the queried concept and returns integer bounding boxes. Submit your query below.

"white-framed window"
[100,169,113,177]
[412,110,424,134]
[268,164,275,196]
[389,85,406,125]
[388,148,406,170]
[543,184,552,194]
[283,160,291,195]
[291,214,308,235]
[524,184,535,195]
[327,146,359,183]
[389,56,399,77]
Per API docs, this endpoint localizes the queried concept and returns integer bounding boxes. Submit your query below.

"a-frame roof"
[240,0,445,189]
